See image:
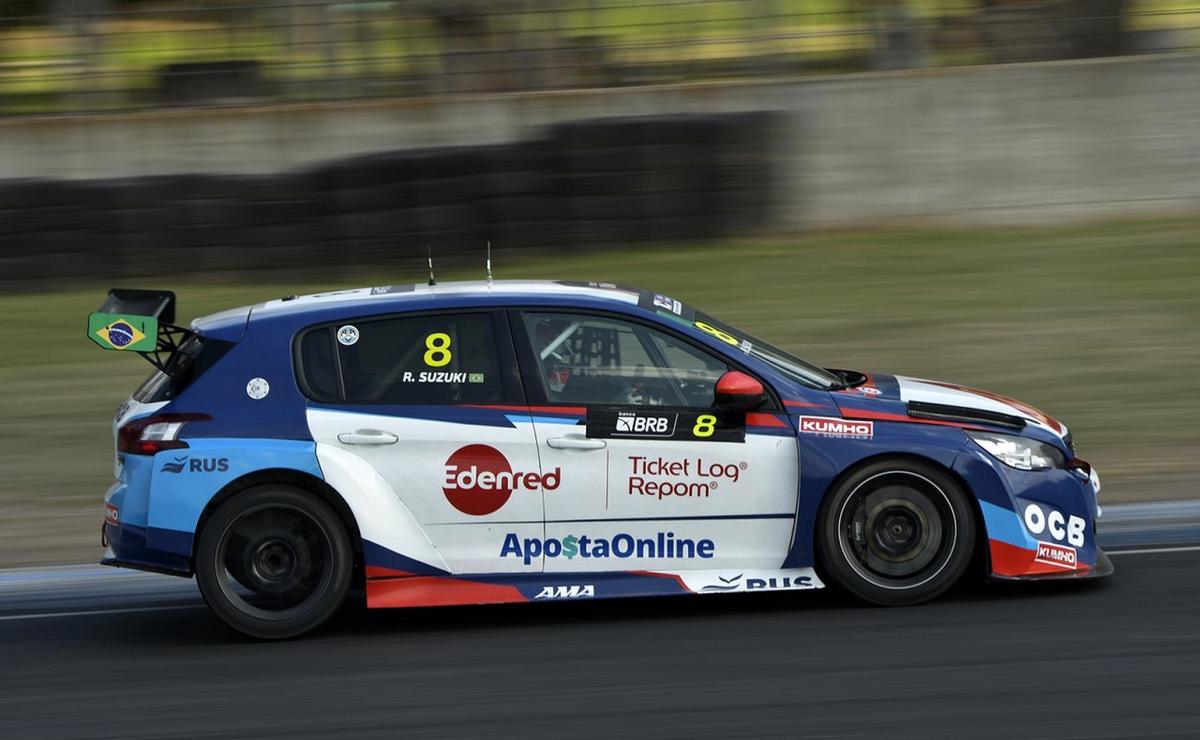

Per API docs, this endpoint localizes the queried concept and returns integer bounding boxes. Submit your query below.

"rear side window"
[297,313,503,404]
[298,329,339,400]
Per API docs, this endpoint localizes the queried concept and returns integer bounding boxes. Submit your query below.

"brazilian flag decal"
[87,312,158,352]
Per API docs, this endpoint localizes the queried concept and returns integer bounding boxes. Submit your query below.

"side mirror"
[714,370,767,411]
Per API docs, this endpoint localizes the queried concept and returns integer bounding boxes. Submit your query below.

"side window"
[300,313,502,404]
[521,312,728,407]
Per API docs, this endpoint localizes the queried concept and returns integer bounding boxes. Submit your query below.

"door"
[512,309,800,573]
[301,310,544,574]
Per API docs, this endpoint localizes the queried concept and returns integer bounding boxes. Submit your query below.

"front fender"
[953,448,1102,577]
[786,419,968,568]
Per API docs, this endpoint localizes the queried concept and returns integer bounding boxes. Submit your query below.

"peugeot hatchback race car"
[89,281,1108,638]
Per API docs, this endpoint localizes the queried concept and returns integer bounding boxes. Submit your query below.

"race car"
[88,281,1109,638]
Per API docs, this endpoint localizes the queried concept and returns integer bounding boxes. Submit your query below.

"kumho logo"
[442,444,560,516]
[1035,541,1078,570]
[798,416,873,438]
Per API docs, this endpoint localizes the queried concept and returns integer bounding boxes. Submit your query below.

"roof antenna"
[485,241,493,288]
[427,244,437,286]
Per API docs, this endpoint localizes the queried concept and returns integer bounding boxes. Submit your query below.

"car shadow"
[89,571,1114,647]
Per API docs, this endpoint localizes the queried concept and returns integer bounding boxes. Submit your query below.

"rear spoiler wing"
[86,289,195,374]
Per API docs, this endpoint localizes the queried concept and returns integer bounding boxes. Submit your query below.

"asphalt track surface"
[3,503,1200,739]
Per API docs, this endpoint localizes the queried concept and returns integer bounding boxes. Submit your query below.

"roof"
[247,279,644,320]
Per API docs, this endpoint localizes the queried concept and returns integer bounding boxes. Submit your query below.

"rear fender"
[145,438,322,555]
[313,444,449,575]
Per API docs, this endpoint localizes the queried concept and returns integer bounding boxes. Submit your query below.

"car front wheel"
[195,485,353,639]
[817,459,975,606]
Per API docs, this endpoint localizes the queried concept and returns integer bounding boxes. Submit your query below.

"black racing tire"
[817,459,975,606]
[195,485,352,639]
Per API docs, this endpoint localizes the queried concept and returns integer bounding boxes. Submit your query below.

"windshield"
[691,312,843,390]
[563,285,847,391]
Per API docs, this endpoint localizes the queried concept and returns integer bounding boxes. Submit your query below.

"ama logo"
[534,585,595,599]
[442,445,560,516]
[160,456,230,474]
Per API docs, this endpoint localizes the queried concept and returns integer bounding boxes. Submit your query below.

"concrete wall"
[2,53,1199,228]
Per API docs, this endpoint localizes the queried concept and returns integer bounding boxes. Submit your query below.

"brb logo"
[442,444,560,516]
[615,412,674,436]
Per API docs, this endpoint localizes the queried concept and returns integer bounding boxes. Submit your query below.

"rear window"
[132,335,232,403]
[296,313,503,405]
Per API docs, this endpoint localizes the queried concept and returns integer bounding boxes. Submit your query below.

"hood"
[827,372,1069,441]
[894,376,1067,438]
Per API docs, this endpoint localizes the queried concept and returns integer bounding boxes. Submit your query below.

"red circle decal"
[442,444,514,516]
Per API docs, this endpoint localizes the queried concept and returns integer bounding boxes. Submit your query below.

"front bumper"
[990,549,1113,581]
[957,448,1108,580]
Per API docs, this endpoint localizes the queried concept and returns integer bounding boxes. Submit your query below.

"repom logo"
[442,444,560,516]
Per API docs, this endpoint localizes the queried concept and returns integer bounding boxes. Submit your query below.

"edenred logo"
[104,503,119,525]
[1035,541,1077,570]
[798,416,874,438]
[442,444,560,516]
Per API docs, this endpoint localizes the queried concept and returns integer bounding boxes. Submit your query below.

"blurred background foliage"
[1,0,1197,113]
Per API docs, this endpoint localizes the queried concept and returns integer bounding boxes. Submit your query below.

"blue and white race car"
[89,281,1108,638]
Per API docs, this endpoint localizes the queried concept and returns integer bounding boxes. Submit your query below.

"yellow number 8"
[694,321,739,346]
[693,414,717,438]
[424,332,452,367]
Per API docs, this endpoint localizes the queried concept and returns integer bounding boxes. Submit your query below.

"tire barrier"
[0,112,777,288]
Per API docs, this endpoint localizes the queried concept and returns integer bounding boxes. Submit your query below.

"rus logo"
[160,456,230,474]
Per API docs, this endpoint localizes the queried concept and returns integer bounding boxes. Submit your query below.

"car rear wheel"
[195,485,352,639]
[817,459,975,606]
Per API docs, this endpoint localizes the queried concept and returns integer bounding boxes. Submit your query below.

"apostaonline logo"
[798,416,874,438]
[443,444,560,516]
[500,531,715,565]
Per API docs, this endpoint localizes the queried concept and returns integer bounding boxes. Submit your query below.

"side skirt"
[365,568,824,608]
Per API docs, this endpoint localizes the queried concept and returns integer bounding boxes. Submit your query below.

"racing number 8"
[694,321,739,346]
[424,332,452,367]
[693,414,717,438]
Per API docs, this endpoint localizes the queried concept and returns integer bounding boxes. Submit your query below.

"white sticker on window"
[337,325,360,346]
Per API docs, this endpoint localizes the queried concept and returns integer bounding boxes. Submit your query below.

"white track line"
[1107,545,1200,556]
[0,604,203,622]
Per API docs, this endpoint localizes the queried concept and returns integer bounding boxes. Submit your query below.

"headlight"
[966,431,1065,471]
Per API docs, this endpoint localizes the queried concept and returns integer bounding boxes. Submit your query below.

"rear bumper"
[101,521,192,578]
